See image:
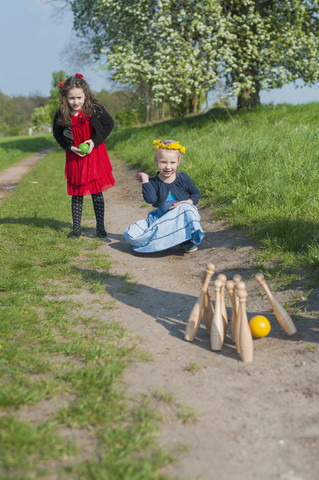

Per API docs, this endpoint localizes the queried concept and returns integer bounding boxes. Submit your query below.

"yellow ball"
[249,315,271,338]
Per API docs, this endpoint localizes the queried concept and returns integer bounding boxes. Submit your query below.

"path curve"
[0,147,56,202]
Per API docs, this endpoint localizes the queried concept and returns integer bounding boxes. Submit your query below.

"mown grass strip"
[0,145,178,479]
[107,103,319,283]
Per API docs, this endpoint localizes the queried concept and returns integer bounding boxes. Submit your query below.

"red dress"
[65,113,115,196]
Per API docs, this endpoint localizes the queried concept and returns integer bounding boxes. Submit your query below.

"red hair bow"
[75,73,83,78]
[58,82,64,89]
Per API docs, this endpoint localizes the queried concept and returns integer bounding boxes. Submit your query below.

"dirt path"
[3,153,319,480]
[102,159,319,480]
[0,148,56,203]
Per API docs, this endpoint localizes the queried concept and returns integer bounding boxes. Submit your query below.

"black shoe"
[68,231,81,238]
[180,240,198,253]
[96,229,107,238]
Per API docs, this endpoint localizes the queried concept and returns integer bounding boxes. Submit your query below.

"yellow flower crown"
[153,139,186,154]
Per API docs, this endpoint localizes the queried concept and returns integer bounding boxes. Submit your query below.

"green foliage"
[115,109,140,127]
[213,97,234,109]
[65,0,319,110]
[0,91,47,136]
[47,70,69,121]
[0,71,69,137]
[222,0,319,109]
[169,93,206,118]
[96,88,137,117]
[68,0,226,113]
[95,88,147,124]
[31,105,51,131]
[107,102,319,278]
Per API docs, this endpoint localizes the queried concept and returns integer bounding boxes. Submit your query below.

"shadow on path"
[74,266,317,363]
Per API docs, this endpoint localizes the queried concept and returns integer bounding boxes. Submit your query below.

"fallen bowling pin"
[255,273,296,336]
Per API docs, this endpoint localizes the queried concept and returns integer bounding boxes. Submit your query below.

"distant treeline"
[0,82,232,137]
[0,88,143,137]
[0,91,47,137]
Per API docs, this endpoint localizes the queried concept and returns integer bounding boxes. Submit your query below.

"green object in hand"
[79,143,89,154]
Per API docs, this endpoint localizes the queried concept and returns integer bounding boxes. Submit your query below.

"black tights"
[71,193,105,235]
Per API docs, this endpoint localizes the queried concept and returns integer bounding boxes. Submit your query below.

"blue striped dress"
[124,192,204,253]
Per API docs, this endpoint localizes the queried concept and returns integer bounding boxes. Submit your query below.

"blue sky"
[1,0,319,105]
[0,0,111,97]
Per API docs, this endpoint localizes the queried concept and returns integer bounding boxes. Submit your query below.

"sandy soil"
[2,152,319,480]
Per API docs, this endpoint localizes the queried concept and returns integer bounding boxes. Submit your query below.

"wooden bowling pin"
[218,274,228,341]
[255,273,296,335]
[233,274,242,315]
[226,280,236,344]
[237,282,253,363]
[185,263,216,341]
[233,274,242,353]
[210,279,224,350]
[199,270,214,335]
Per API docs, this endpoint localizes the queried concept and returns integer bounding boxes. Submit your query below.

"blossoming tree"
[221,0,319,109]
[63,0,319,111]
[65,0,228,117]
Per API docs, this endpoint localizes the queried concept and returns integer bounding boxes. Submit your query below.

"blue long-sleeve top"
[142,172,200,207]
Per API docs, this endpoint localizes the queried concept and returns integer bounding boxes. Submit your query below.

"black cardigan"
[52,104,114,152]
[142,172,200,207]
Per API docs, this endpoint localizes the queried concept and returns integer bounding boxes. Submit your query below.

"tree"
[60,0,319,111]
[63,0,227,117]
[31,105,51,131]
[96,88,146,124]
[221,0,319,109]
[47,70,69,120]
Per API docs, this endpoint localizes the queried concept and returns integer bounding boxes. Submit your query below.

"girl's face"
[155,149,181,182]
[66,87,85,114]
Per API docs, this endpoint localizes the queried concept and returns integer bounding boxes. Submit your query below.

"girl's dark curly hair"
[56,75,104,126]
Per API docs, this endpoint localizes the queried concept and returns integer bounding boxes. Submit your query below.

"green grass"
[0,146,179,479]
[2,103,318,475]
[0,134,56,171]
[107,102,319,284]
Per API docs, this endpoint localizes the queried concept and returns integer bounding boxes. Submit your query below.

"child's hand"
[84,139,94,154]
[135,172,149,183]
[71,146,87,157]
[169,199,193,210]
[71,140,94,157]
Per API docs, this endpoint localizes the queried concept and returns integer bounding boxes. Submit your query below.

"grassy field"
[0,145,183,479]
[0,134,56,172]
[107,102,319,284]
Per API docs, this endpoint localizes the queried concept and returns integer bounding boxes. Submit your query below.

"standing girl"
[124,139,205,253]
[53,73,115,238]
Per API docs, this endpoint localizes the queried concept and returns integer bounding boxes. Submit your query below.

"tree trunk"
[146,104,151,122]
[139,81,153,122]
[161,102,165,119]
[237,82,261,110]
[189,94,199,114]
